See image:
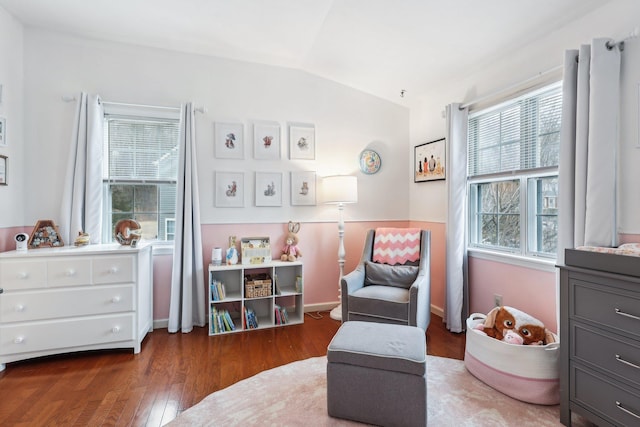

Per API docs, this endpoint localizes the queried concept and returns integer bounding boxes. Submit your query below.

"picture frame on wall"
[255,171,283,206]
[253,121,281,160]
[414,138,446,182]
[214,122,244,159]
[215,171,244,207]
[289,124,315,160]
[291,171,316,206]
[0,155,6,185]
[0,116,6,147]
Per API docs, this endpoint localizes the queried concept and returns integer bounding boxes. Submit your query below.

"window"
[102,112,180,243]
[467,84,562,258]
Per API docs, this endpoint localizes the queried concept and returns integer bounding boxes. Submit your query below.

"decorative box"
[241,237,271,265]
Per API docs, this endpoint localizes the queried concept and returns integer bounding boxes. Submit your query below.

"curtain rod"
[459,65,562,110]
[61,95,207,113]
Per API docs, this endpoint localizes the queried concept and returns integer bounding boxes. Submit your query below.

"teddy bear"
[474,306,556,345]
[281,221,302,262]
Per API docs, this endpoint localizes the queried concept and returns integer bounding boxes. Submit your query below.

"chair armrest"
[409,270,431,331]
[340,266,366,322]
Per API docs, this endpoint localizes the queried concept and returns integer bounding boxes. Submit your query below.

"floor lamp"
[322,175,358,321]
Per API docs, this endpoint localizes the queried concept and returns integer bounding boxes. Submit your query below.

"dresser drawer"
[93,256,134,284]
[0,261,47,290]
[0,285,134,323]
[571,364,640,426]
[0,313,135,356]
[572,322,640,386]
[571,279,640,339]
[47,257,91,287]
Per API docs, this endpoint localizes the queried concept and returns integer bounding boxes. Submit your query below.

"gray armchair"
[341,229,431,331]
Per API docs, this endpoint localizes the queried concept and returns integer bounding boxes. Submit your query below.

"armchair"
[340,228,431,331]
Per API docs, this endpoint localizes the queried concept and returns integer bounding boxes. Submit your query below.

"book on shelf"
[274,304,288,325]
[211,307,236,334]
[244,306,259,329]
[210,280,226,301]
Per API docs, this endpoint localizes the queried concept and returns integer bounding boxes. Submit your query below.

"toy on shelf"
[281,221,301,262]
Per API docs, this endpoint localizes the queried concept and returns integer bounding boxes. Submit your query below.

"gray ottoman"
[327,321,427,427]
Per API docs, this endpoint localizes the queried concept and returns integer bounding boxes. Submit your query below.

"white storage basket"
[464,313,560,405]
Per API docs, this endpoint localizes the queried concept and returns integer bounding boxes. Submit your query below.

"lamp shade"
[322,175,358,204]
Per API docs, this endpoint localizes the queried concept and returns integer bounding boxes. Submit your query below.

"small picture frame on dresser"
[28,219,64,248]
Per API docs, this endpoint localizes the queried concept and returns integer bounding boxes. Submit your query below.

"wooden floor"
[0,313,465,426]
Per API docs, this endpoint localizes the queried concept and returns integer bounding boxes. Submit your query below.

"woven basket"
[245,274,272,298]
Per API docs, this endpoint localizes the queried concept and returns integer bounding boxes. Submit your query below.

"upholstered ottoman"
[327,321,427,427]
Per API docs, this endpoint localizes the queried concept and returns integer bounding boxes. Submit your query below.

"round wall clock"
[359,149,381,174]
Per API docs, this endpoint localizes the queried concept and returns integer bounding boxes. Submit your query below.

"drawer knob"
[18,272,29,279]
[112,326,120,334]
[108,267,119,274]
[15,304,25,312]
[615,354,640,370]
[65,269,76,277]
[615,308,640,321]
[616,401,640,419]
[14,336,25,344]
[111,296,121,303]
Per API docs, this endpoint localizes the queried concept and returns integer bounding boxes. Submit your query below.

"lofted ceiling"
[0,0,612,106]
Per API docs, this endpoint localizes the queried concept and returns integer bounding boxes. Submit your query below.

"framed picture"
[0,116,6,147]
[254,121,281,160]
[415,138,446,182]
[215,172,244,207]
[255,172,282,206]
[0,155,6,185]
[289,124,315,160]
[214,122,244,159]
[291,171,316,206]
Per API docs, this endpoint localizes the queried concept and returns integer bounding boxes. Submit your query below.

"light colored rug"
[168,355,593,426]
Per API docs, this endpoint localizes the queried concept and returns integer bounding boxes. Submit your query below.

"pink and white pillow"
[372,227,421,265]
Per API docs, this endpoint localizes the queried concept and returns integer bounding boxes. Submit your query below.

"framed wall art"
[214,122,244,159]
[291,171,316,206]
[289,124,315,160]
[415,138,446,182]
[0,116,6,147]
[254,121,281,160]
[215,171,245,207]
[255,172,282,206]
[0,155,6,185]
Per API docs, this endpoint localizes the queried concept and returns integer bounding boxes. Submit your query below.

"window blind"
[468,85,562,178]
[104,117,180,182]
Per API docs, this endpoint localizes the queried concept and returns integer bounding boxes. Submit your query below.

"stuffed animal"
[281,221,302,262]
[474,306,556,345]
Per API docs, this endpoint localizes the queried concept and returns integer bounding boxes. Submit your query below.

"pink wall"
[468,257,557,331]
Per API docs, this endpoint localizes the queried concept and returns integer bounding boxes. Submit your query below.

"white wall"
[409,0,640,233]
[0,6,24,227]
[21,29,410,228]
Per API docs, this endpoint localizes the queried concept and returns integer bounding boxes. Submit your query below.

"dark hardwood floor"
[0,312,465,426]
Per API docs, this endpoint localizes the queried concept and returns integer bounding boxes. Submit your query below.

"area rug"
[168,355,593,426]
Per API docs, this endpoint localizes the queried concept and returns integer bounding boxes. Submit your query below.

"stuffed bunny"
[281,221,302,262]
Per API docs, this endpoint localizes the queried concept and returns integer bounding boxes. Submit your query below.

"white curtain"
[59,93,104,245]
[168,103,205,333]
[445,103,469,333]
[558,38,621,264]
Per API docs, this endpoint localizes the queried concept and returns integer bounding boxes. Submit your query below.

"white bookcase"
[208,260,303,335]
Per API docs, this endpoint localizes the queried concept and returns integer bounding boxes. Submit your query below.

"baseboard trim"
[152,303,443,329]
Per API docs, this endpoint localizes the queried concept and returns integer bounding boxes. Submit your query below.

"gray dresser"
[559,249,640,426]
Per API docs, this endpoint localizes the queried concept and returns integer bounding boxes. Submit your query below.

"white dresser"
[0,244,153,371]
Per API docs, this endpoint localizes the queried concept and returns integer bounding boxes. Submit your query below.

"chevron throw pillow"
[372,228,421,265]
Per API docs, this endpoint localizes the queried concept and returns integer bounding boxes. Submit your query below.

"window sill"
[467,248,556,273]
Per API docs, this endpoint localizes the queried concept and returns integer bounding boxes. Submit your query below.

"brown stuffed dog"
[475,306,556,345]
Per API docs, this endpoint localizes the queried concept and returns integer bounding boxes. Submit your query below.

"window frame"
[466,82,561,267]
[101,104,180,245]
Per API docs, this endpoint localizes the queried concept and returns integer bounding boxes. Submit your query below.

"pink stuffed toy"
[281,221,302,262]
